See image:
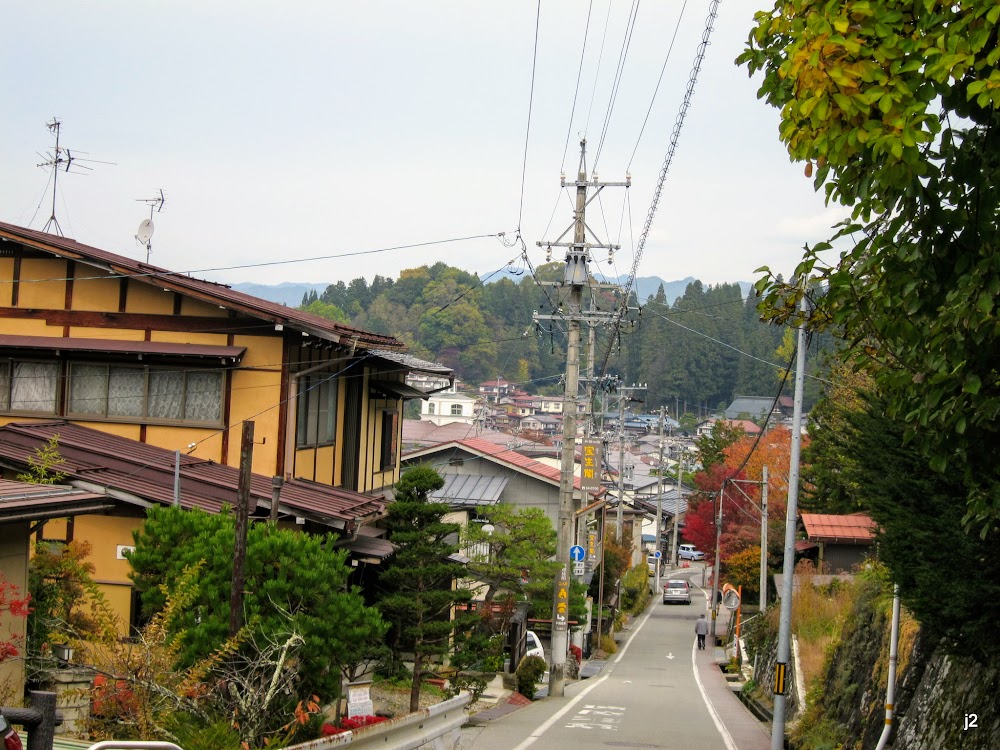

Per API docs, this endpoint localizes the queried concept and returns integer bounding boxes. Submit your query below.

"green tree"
[17,435,67,484]
[740,1,1000,531]
[376,466,475,712]
[128,506,385,702]
[837,394,1000,664]
[462,505,557,604]
[694,420,745,471]
[299,299,350,324]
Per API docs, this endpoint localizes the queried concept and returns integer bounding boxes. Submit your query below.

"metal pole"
[711,485,723,642]
[772,292,808,750]
[231,420,254,637]
[672,444,682,567]
[616,388,625,541]
[875,584,901,750]
[269,475,283,522]
[654,407,664,591]
[549,141,588,699]
[173,450,181,506]
[761,465,768,611]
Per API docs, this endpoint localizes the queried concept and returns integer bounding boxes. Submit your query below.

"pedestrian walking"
[695,613,709,650]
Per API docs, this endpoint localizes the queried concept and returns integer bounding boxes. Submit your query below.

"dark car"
[663,579,692,605]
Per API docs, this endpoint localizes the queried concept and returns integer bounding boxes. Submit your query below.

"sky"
[1,1,846,291]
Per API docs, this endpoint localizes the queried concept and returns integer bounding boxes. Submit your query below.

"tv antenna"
[135,189,166,263]
[36,118,114,236]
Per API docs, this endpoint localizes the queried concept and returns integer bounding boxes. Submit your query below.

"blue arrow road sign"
[654,550,662,558]
[570,545,585,562]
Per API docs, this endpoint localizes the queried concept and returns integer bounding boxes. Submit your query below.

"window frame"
[296,372,339,449]
[0,359,60,416]
[65,362,224,426]
[380,408,398,470]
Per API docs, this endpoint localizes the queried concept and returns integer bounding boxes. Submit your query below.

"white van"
[525,630,545,662]
[678,544,705,561]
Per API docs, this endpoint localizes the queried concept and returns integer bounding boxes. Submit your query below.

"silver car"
[663,579,691,605]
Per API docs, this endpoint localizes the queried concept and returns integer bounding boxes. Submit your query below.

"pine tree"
[376,466,475,712]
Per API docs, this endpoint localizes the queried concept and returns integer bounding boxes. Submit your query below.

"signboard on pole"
[554,566,570,633]
[580,439,602,491]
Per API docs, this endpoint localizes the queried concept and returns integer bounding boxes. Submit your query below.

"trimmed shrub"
[515,655,547,699]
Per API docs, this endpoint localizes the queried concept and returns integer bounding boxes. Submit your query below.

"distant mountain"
[481,268,750,305]
[230,281,329,307]
[232,274,751,308]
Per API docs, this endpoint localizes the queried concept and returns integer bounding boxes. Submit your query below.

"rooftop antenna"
[36,118,114,236]
[135,189,166,263]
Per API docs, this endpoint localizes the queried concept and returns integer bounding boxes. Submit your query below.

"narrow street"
[462,566,768,750]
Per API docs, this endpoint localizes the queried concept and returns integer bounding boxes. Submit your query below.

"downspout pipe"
[875,583,901,750]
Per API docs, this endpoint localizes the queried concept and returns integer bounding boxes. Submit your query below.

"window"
[67,364,223,424]
[296,373,337,447]
[450,404,463,416]
[380,409,398,470]
[0,361,59,414]
[428,403,435,415]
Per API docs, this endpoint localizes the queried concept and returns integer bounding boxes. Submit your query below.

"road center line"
[510,598,658,750]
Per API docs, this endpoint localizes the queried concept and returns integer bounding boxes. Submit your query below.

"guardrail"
[1,691,60,750]
[289,692,470,750]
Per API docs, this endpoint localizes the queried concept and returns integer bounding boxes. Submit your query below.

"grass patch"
[790,562,855,688]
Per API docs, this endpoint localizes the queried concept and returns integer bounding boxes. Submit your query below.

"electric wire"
[517,0,542,232]
[616,0,721,321]
[592,0,642,172]
[584,0,614,137]
[626,0,690,171]
[561,0,595,173]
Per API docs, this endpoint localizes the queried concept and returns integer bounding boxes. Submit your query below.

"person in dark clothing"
[694,613,709,650]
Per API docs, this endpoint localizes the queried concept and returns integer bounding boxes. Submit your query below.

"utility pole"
[772,291,809,750]
[760,465,768,611]
[230,420,255,637]
[535,139,628,698]
[711,485,723,642]
[614,383,645,540]
[672,443,682,567]
[654,407,665,590]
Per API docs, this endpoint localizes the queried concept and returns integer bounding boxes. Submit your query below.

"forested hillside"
[304,262,829,413]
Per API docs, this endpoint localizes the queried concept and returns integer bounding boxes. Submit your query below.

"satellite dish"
[136,218,154,244]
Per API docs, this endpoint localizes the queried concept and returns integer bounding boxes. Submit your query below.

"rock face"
[749,578,1000,750]
[893,648,1000,750]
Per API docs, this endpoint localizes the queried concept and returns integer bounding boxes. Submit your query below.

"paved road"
[463,568,765,750]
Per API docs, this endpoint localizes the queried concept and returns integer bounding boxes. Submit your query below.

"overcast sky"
[1,1,845,290]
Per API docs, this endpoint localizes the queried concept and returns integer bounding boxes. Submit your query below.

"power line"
[593,0,641,171]
[517,0,542,232]
[561,0,595,173]
[627,0,690,171]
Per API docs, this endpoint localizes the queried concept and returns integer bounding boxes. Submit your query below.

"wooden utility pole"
[230,420,254,636]
[534,139,627,698]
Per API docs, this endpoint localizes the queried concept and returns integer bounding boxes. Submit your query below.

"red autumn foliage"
[320,715,388,735]
[0,574,30,663]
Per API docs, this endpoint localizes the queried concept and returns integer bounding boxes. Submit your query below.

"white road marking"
[510,600,657,750]
[691,637,739,750]
[666,653,675,660]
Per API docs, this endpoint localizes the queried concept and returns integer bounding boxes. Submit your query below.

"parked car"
[525,630,545,662]
[678,544,705,561]
[663,579,692,604]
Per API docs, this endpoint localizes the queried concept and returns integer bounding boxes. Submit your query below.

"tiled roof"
[0,221,401,350]
[0,421,384,528]
[800,513,877,543]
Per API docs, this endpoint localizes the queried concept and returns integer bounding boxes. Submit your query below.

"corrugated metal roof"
[0,479,113,524]
[431,473,508,506]
[0,421,384,527]
[405,437,602,497]
[0,221,401,350]
[801,513,876,543]
[0,333,245,361]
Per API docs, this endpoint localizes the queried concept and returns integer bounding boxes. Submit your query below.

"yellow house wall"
[295,447,316,481]
[228,369,282,474]
[72,272,119,312]
[0,521,29,698]
[0,318,52,336]
[179,297,230,317]
[68,327,146,342]
[74,515,142,584]
[0,258,13,306]
[123,282,174,315]
[17,258,67,309]
[145,425,224,461]
[149,330,229,347]
[234,334,283,369]
[71,421,142,441]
